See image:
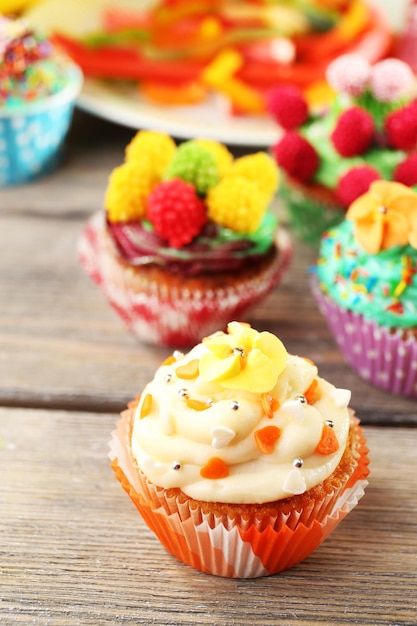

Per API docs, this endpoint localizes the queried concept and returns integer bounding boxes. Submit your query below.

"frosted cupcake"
[110,321,369,578]
[312,180,417,399]
[0,16,82,186]
[271,55,417,244]
[79,130,291,347]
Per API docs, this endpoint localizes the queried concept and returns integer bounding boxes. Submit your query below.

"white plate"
[27,0,400,146]
[77,78,280,147]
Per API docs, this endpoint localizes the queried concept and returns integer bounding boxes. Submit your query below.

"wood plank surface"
[0,109,416,625]
[1,407,416,625]
[0,111,415,424]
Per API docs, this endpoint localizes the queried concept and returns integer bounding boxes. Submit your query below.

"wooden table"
[1,111,416,625]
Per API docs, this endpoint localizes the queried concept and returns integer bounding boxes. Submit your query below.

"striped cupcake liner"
[311,276,417,399]
[109,409,369,578]
[78,212,292,347]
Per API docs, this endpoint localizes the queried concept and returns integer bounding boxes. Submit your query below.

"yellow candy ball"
[105,161,159,223]
[206,176,266,234]
[227,152,280,202]
[125,130,176,177]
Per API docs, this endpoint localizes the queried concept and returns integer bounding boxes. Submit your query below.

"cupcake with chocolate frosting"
[312,180,417,399]
[79,130,291,347]
[110,322,369,577]
[271,54,417,244]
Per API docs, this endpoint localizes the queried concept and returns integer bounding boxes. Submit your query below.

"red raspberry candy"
[331,107,375,157]
[147,179,207,248]
[336,165,381,208]
[267,85,308,130]
[394,153,417,186]
[272,132,319,182]
[385,100,417,151]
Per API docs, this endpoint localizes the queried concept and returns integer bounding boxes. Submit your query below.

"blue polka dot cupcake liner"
[311,275,417,400]
[0,64,83,186]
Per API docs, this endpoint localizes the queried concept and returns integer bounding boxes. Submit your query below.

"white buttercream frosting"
[131,326,351,504]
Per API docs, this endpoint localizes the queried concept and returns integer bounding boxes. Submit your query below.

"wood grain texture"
[1,92,416,626]
[1,408,416,625]
[0,111,415,423]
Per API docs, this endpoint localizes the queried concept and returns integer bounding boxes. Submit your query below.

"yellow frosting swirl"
[131,323,351,504]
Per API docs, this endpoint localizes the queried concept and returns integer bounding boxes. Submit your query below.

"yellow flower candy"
[206,176,266,233]
[347,181,417,253]
[125,130,176,177]
[199,322,288,393]
[201,352,242,382]
[105,160,159,223]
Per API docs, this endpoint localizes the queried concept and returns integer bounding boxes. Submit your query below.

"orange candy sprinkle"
[200,457,230,479]
[175,359,200,379]
[261,393,280,419]
[140,393,153,419]
[254,425,281,455]
[315,424,339,455]
[162,355,176,366]
[304,379,322,404]
[186,398,210,411]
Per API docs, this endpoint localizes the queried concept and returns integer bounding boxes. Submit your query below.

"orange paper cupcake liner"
[110,410,369,578]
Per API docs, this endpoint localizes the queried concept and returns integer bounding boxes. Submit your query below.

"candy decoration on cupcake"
[79,130,292,346]
[347,181,417,254]
[270,54,417,244]
[105,130,280,274]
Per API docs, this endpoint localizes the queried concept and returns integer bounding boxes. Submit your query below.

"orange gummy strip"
[254,425,281,455]
[200,457,230,479]
[315,424,339,455]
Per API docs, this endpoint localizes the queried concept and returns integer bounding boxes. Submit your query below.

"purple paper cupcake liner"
[311,276,417,399]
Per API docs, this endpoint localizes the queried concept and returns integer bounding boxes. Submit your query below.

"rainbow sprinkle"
[393,256,417,299]
[0,16,68,107]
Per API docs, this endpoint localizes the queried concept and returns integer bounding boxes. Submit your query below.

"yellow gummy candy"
[105,161,159,223]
